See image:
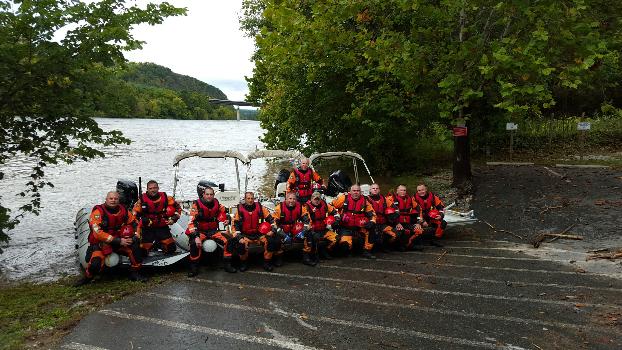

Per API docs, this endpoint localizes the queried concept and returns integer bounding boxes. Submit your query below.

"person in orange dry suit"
[331,184,377,259]
[76,191,145,286]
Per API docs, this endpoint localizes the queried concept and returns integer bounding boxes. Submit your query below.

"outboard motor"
[274,169,290,190]
[326,170,352,197]
[197,180,218,197]
[116,179,138,209]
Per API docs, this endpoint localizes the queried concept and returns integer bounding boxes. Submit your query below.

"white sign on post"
[506,122,518,131]
[577,122,591,131]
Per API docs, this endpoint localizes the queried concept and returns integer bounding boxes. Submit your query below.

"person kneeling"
[76,191,146,286]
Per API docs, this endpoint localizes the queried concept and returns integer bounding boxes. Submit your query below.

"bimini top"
[172,150,249,166]
[247,149,306,162]
[308,151,366,164]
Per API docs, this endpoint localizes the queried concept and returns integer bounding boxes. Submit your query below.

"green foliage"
[0,0,186,249]
[241,0,622,172]
[88,62,238,120]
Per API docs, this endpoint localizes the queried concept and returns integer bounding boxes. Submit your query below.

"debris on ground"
[587,249,622,261]
[480,219,524,240]
[530,223,579,248]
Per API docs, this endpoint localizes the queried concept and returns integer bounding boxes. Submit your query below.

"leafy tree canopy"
[241,0,622,180]
[0,0,186,251]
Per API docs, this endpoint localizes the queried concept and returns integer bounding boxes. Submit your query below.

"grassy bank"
[0,272,182,350]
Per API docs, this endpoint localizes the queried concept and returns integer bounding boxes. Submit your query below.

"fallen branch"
[436,250,448,262]
[480,219,524,240]
[587,250,622,261]
[532,223,579,248]
[546,223,578,243]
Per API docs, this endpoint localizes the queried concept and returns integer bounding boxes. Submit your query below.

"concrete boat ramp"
[59,238,622,350]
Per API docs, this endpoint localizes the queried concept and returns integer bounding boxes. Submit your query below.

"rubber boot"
[362,250,376,260]
[129,270,149,282]
[223,258,237,273]
[339,242,351,257]
[73,276,93,287]
[273,254,284,267]
[238,260,248,272]
[379,240,392,253]
[263,259,274,272]
[429,240,444,248]
[318,246,332,260]
[302,253,317,267]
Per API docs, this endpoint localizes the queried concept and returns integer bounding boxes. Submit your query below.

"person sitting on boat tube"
[132,180,181,255]
[232,191,278,272]
[272,192,313,266]
[76,191,146,286]
[414,183,447,241]
[305,191,340,262]
[366,183,399,253]
[186,184,236,277]
[331,184,377,259]
[390,184,424,251]
[287,157,324,204]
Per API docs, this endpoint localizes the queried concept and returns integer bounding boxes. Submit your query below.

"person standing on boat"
[76,191,146,286]
[232,191,279,272]
[272,192,313,266]
[186,185,236,277]
[305,191,340,261]
[287,158,324,204]
[391,184,424,251]
[414,183,447,241]
[366,184,399,253]
[331,184,377,259]
[133,180,181,255]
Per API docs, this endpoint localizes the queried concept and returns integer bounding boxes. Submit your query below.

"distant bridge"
[208,99,259,120]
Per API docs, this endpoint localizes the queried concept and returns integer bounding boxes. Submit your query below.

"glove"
[295,230,305,240]
[283,234,292,244]
[333,215,341,226]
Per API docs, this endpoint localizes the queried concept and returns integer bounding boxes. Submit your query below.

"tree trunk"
[452,124,472,188]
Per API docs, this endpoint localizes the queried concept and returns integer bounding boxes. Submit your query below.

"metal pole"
[509,130,514,161]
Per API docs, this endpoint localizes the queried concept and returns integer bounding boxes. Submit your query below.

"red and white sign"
[453,127,468,137]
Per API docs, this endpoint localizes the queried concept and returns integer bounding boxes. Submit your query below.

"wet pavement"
[59,238,622,350]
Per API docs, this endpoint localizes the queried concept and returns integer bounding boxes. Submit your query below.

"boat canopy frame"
[308,151,374,185]
[171,150,250,199]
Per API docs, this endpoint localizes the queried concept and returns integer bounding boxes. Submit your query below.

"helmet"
[202,239,218,253]
[259,221,272,235]
[428,209,440,220]
[217,211,228,223]
[165,206,177,217]
[293,222,305,234]
[120,224,134,238]
[325,215,336,226]
[357,216,369,228]
[104,252,120,267]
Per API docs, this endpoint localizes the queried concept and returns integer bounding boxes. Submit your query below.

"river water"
[0,118,266,281]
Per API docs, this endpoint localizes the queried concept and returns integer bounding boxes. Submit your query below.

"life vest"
[237,202,265,235]
[306,200,328,232]
[367,194,387,224]
[88,204,128,244]
[341,195,367,228]
[140,192,168,228]
[414,192,435,212]
[279,201,302,233]
[194,198,221,232]
[293,168,313,197]
[394,195,414,224]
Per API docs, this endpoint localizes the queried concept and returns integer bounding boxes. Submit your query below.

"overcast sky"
[124,1,255,101]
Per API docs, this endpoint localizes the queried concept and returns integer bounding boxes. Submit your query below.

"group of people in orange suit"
[77,159,446,284]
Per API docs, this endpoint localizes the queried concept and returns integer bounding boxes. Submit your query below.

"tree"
[241,0,622,186]
[0,0,186,251]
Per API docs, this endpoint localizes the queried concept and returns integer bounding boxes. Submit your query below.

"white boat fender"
[105,252,120,267]
[202,239,218,253]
